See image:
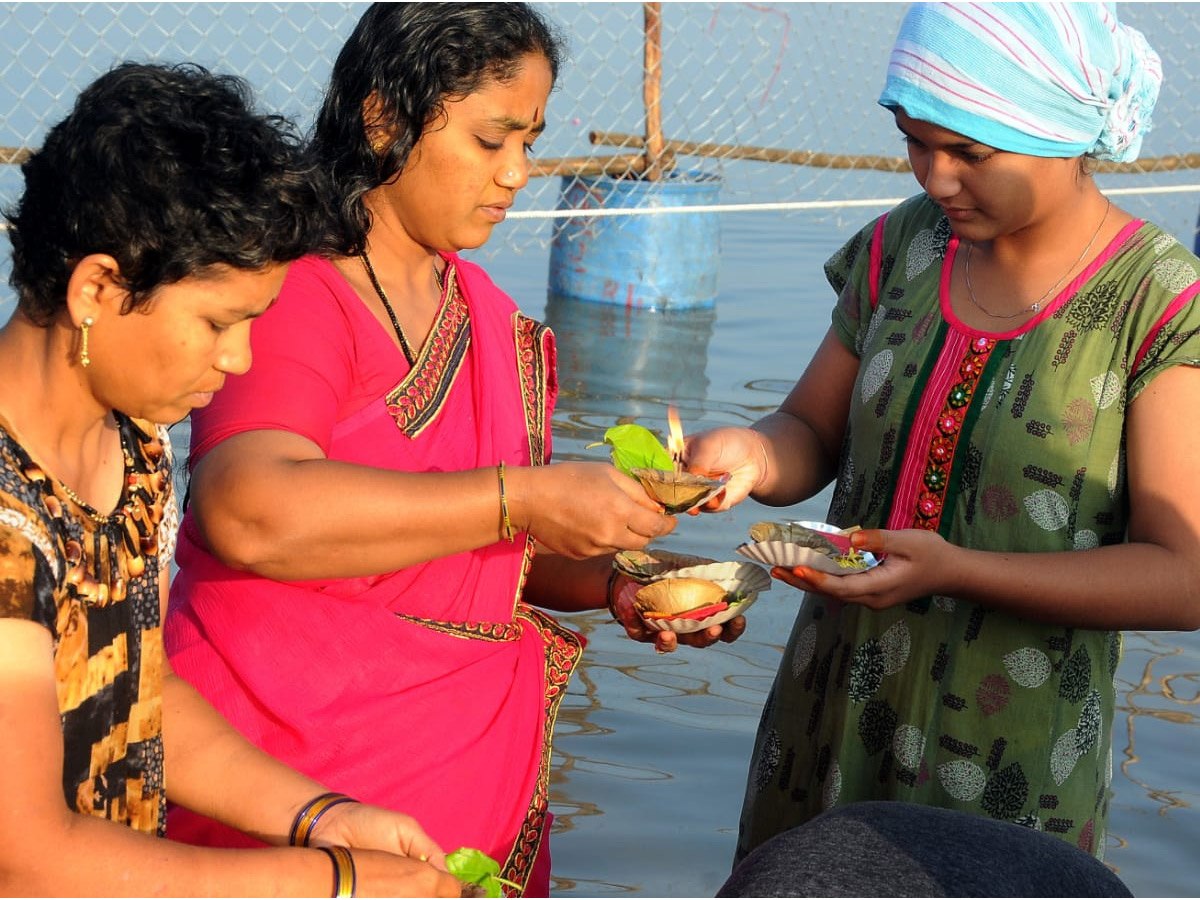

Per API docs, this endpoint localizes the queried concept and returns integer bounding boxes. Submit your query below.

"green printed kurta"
[736,194,1200,861]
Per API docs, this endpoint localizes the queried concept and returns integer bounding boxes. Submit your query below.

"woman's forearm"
[161,670,331,846]
[951,539,1200,631]
[750,411,841,506]
[188,431,673,581]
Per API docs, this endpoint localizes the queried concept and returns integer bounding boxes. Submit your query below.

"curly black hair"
[311,2,566,256]
[6,62,327,325]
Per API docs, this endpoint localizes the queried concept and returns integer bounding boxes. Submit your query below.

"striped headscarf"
[878,2,1162,162]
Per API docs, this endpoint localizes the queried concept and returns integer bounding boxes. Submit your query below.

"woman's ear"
[362,90,385,128]
[65,254,123,327]
[362,91,392,153]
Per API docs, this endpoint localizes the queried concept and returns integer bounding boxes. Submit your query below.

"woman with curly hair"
[0,62,460,896]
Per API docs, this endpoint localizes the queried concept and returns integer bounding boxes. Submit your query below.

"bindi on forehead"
[487,110,546,136]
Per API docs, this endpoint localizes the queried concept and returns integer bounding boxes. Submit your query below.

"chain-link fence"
[3,2,1200,261]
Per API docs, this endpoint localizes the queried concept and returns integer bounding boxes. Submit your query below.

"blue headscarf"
[878,2,1161,162]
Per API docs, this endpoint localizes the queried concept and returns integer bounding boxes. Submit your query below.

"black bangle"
[319,845,357,898]
[605,566,622,621]
[290,792,357,847]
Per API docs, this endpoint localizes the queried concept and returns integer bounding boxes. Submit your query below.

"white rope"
[509,183,1200,220]
[1105,184,1200,196]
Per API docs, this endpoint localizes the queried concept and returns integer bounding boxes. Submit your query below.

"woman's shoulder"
[446,253,518,312]
[1128,219,1200,262]
[826,194,945,288]
[881,193,946,238]
[258,254,370,339]
[0,419,61,602]
[1111,219,1200,298]
[280,254,352,301]
[1106,228,1200,404]
[0,416,51,512]
[829,194,945,264]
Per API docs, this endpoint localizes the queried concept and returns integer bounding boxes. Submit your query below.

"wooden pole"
[589,130,1200,175]
[530,153,645,178]
[642,2,665,181]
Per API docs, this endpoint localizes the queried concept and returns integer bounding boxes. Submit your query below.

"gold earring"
[80,316,93,368]
[372,139,387,153]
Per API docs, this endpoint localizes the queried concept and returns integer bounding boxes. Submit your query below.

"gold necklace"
[964,198,1112,320]
[56,431,132,525]
[359,252,445,366]
[57,479,119,524]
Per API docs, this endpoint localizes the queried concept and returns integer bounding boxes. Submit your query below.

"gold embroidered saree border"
[384,265,471,438]
[500,605,584,894]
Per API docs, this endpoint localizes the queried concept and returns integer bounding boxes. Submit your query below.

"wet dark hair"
[311,1,565,255]
[6,62,327,325]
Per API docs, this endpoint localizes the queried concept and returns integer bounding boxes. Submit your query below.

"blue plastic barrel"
[548,170,722,309]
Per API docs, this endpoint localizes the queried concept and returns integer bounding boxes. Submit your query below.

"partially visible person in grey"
[717,802,1132,898]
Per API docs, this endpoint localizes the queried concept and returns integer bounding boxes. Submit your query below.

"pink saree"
[164,254,582,896]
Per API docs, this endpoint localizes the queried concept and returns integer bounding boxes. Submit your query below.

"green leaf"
[586,423,673,477]
[445,847,522,898]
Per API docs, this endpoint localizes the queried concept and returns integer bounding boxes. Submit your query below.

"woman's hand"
[609,575,747,653]
[325,847,462,898]
[517,462,677,559]
[683,332,859,512]
[770,528,953,610]
[307,801,446,866]
[681,426,769,512]
[306,802,462,897]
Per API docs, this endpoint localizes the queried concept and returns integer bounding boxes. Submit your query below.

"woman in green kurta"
[684,1,1200,864]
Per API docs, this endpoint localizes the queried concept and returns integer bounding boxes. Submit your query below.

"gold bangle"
[289,792,356,847]
[497,461,514,543]
[318,845,357,898]
[606,566,622,621]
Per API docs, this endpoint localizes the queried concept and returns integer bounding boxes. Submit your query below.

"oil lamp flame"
[667,405,684,473]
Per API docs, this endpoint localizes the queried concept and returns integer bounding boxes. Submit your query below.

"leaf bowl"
[629,467,728,514]
[633,559,772,634]
[614,548,719,584]
[736,520,878,576]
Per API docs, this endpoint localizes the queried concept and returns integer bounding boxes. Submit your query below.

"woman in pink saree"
[163,4,742,895]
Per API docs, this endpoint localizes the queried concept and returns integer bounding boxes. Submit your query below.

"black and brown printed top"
[0,411,176,834]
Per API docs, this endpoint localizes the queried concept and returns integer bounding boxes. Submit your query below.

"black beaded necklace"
[359,251,445,367]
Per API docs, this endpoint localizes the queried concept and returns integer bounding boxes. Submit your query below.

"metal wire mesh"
[2,2,1199,261]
